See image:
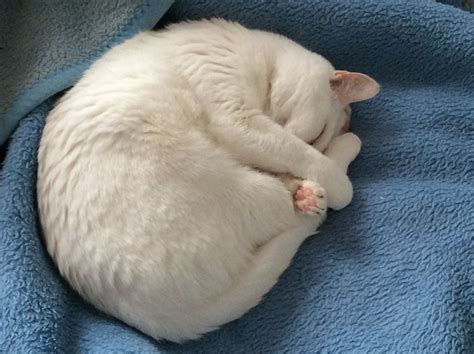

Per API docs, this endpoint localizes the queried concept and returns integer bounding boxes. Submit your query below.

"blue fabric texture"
[1,0,473,352]
[0,0,174,144]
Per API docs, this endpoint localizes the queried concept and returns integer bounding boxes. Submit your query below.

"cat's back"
[74,18,251,88]
[40,19,254,136]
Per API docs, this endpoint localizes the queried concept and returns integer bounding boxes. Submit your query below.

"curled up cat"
[37,19,379,342]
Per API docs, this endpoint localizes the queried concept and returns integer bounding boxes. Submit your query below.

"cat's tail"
[175,222,317,342]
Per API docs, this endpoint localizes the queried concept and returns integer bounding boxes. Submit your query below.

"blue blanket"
[1,0,473,352]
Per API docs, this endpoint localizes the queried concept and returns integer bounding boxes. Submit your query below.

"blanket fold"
[1,0,473,352]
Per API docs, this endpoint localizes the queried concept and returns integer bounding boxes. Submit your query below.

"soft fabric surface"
[1,0,473,352]
[0,0,174,144]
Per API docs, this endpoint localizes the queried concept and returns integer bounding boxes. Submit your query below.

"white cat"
[37,19,379,342]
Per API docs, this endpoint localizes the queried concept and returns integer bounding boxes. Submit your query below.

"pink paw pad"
[293,181,327,216]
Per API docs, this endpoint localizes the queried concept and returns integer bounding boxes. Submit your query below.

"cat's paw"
[293,180,327,216]
[304,161,353,210]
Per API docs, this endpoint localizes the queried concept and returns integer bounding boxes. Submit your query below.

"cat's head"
[268,49,379,151]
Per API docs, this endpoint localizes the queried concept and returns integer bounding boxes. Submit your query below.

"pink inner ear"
[330,71,380,104]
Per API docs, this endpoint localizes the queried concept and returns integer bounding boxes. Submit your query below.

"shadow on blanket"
[1,0,473,352]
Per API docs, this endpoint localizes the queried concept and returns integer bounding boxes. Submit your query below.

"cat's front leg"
[295,133,362,210]
[208,109,353,210]
[276,132,361,215]
[302,132,361,209]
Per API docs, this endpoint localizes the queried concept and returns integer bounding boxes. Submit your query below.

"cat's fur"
[37,19,379,342]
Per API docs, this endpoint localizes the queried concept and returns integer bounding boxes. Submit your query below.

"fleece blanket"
[1,0,473,352]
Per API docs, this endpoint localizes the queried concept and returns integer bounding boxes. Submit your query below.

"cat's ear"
[330,70,379,104]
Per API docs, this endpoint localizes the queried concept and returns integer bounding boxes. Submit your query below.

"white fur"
[37,19,362,342]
